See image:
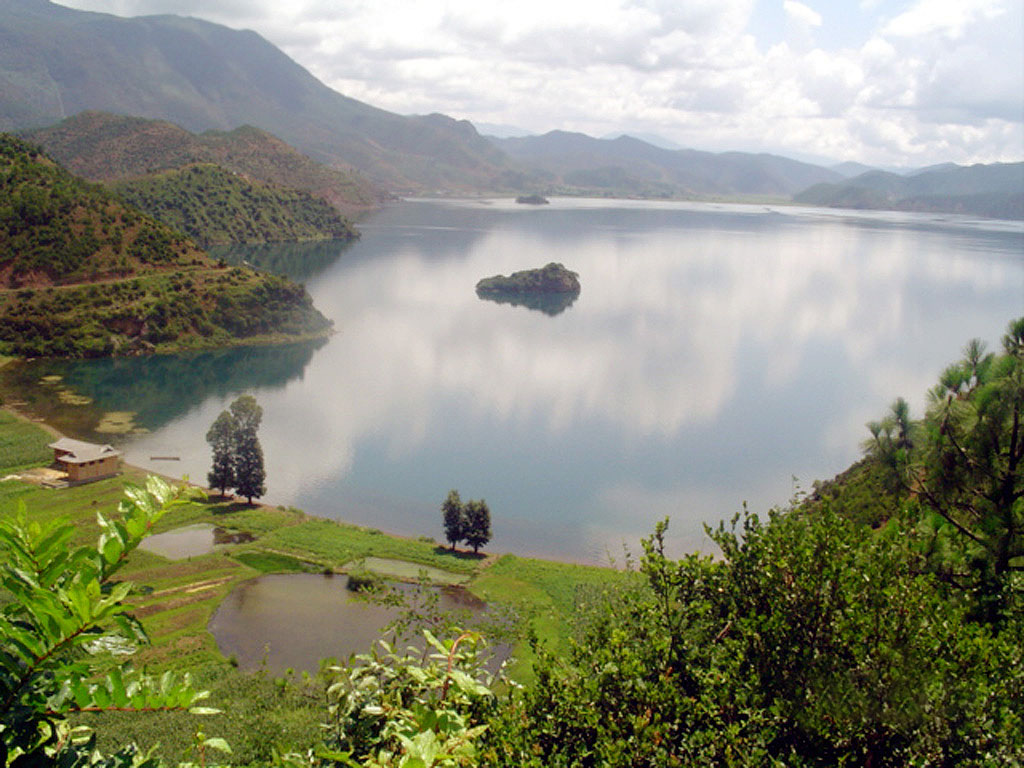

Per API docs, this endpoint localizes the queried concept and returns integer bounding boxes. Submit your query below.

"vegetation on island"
[0,135,333,359]
[515,194,549,205]
[114,164,358,248]
[475,262,580,295]
[0,317,1020,766]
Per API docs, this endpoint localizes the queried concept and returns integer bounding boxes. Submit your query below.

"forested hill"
[793,162,1024,219]
[0,134,332,357]
[0,0,512,193]
[22,112,384,217]
[113,164,358,248]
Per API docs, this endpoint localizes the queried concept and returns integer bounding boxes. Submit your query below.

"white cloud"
[784,0,823,28]
[881,0,1005,39]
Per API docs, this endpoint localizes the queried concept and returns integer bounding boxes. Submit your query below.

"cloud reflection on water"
[126,200,1024,562]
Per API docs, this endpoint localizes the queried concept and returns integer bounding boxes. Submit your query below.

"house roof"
[49,437,120,464]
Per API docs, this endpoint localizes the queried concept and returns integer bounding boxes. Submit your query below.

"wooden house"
[49,438,121,483]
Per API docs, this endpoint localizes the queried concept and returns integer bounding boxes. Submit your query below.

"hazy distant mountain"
[794,163,1024,219]
[476,122,536,139]
[22,111,383,216]
[493,131,843,197]
[600,132,684,151]
[2,0,1018,209]
[830,161,877,178]
[0,0,512,192]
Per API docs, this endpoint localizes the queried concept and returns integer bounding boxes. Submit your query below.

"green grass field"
[0,409,53,472]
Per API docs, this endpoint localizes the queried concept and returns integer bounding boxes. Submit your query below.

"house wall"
[65,456,119,481]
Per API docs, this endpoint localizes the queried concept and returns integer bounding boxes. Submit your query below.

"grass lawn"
[258,517,487,576]
[0,409,54,472]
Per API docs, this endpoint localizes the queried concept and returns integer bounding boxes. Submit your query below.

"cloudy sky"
[58,0,1022,166]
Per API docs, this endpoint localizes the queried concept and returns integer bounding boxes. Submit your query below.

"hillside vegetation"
[794,162,1024,219]
[113,164,357,248]
[24,112,383,217]
[0,134,332,357]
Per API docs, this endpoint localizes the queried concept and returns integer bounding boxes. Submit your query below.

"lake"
[8,199,1023,563]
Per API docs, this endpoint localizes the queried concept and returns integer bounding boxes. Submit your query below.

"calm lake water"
[11,199,1024,563]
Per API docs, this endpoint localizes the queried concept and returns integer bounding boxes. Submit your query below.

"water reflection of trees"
[209,239,355,283]
[476,290,579,316]
[1,340,325,438]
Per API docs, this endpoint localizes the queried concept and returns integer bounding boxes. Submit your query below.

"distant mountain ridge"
[492,131,843,197]
[0,0,1020,213]
[794,163,1024,219]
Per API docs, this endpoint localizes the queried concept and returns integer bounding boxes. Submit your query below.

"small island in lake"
[476,262,580,295]
[475,263,581,316]
[515,194,550,205]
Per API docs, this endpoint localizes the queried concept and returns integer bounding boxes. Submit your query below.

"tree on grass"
[230,395,266,504]
[205,409,237,496]
[205,394,266,503]
[442,489,465,550]
[463,499,491,554]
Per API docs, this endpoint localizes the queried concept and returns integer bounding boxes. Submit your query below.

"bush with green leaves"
[271,630,498,768]
[0,476,227,766]
[480,511,1023,767]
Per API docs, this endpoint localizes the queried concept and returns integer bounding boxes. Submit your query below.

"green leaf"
[188,706,223,716]
[201,737,232,754]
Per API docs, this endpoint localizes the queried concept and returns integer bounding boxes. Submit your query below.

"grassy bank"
[0,407,625,760]
[0,408,617,672]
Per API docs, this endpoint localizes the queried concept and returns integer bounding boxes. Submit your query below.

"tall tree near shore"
[229,395,266,504]
[205,409,237,496]
[865,316,1024,623]
[463,499,491,555]
[442,489,465,550]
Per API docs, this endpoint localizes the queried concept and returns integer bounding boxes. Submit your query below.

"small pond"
[208,573,494,674]
[139,524,255,559]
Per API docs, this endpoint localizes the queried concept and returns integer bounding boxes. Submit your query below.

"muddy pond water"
[208,573,492,674]
[139,524,255,559]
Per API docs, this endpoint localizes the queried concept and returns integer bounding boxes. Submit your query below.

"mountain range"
[794,163,1024,220]
[0,0,1020,217]
[492,131,842,197]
